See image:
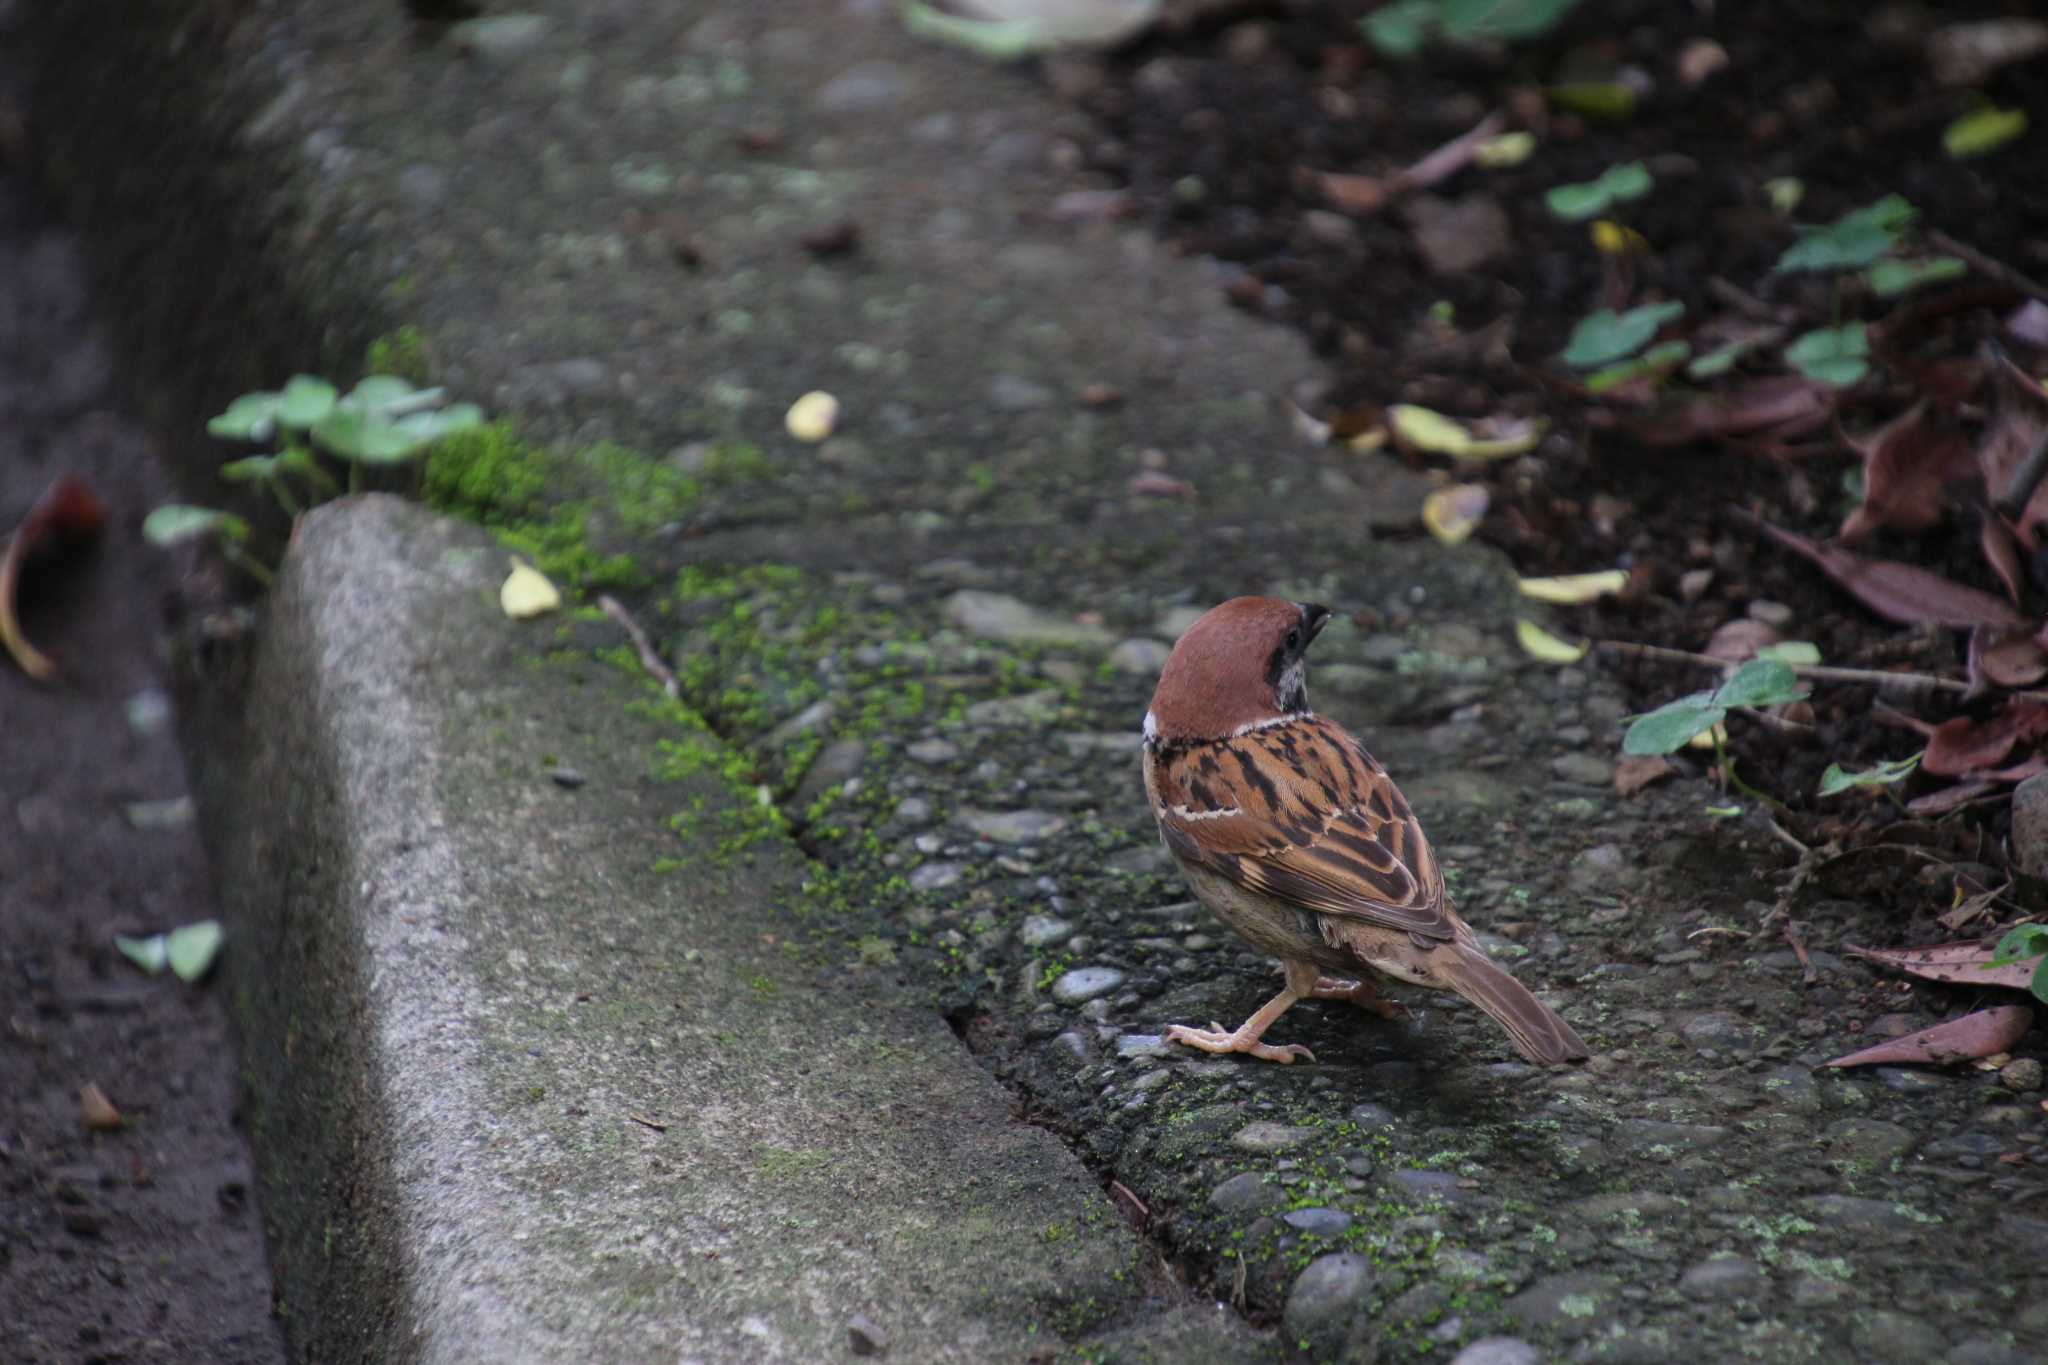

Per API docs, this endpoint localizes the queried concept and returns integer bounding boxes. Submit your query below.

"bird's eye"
[1285,628,1302,651]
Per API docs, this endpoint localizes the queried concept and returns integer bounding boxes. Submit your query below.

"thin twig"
[1766,818,1810,857]
[627,1113,668,1134]
[1783,923,1818,986]
[1594,638,2048,703]
[1927,230,2048,307]
[600,595,678,697]
[1706,276,1785,323]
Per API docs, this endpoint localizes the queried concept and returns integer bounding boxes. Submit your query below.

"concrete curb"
[185,495,1258,1361]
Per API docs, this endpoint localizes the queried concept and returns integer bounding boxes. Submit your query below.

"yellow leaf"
[1389,405,1545,460]
[784,389,841,442]
[1422,484,1488,545]
[1346,426,1388,453]
[1473,131,1536,168]
[1517,569,1629,604]
[1688,721,1728,750]
[1515,619,1588,664]
[1590,220,1648,255]
[500,556,561,619]
[1944,106,2026,159]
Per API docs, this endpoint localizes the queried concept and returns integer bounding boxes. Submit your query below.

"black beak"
[1297,602,1333,643]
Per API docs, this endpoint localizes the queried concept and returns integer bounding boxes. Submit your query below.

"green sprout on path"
[145,374,483,582]
[1774,195,1914,273]
[1817,753,1919,797]
[1546,161,1652,222]
[1624,654,1811,812]
[1363,0,1586,60]
[1623,656,1810,756]
[1784,323,1870,387]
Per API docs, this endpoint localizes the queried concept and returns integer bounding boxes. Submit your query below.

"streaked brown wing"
[1151,715,1454,942]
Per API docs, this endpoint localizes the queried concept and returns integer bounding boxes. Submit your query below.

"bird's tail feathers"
[1440,942,1590,1065]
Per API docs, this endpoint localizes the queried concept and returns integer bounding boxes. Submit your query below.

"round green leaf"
[1622,697,1724,755]
[276,375,339,428]
[207,391,285,442]
[1866,256,1967,298]
[1563,301,1686,370]
[218,454,282,483]
[142,505,250,546]
[1712,658,1807,708]
[346,375,428,419]
[1775,196,1915,273]
[1784,323,1869,387]
[1545,161,1651,222]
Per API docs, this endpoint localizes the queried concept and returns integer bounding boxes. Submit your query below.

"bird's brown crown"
[1146,596,1331,744]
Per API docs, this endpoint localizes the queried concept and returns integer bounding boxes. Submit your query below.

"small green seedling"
[1686,332,1775,380]
[1784,323,1869,387]
[148,374,483,583]
[1622,657,1809,755]
[141,506,270,586]
[1775,195,1914,273]
[1866,257,1966,298]
[1546,161,1652,221]
[1818,753,1920,797]
[1988,924,2048,1006]
[1586,342,1691,394]
[1562,301,1686,370]
[1362,0,1586,58]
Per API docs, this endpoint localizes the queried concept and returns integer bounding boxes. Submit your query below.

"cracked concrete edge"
[180,494,1272,1363]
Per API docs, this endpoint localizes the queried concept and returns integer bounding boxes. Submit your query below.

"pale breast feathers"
[1148,715,1454,941]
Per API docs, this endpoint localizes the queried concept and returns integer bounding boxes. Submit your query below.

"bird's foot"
[1165,1021,1315,1065]
[1310,976,1406,1020]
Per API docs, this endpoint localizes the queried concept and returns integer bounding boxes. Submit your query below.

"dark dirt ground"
[0,64,286,1365]
[6,0,2048,1358]
[1081,0,2048,920]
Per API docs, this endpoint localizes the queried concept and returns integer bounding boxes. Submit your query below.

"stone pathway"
[20,0,2048,1360]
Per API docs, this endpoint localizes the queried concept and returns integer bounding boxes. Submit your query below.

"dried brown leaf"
[1127,470,1197,501]
[79,1082,122,1132]
[1844,940,2037,991]
[1838,401,1973,541]
[1969,624,2048,689]
[1907,780,2000,815]
[1320,171,1388,216]
[1981,512,2028,606]
[1822,1005,2032,1069]
[1978,354,2048,544]
[1,475,107,683]
[1703,618,1780,663]
[1613,754,1675,796]
[1922,699,2048,775]
[1630,377,1833,447]
[1752,517,2027,627]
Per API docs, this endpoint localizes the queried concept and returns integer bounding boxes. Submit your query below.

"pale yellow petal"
[1515,618,1589,664]
[785,390,841,442]
[500,556,561,619]
[1517,569,1629,604]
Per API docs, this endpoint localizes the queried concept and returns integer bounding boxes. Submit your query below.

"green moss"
[363,325,432,383]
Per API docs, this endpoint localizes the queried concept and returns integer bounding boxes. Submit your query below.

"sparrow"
[1141,596,1589,1066]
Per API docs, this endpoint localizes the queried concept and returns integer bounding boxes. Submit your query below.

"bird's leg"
[1165,961,1321,1064]
[1309,974,1406,1020]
